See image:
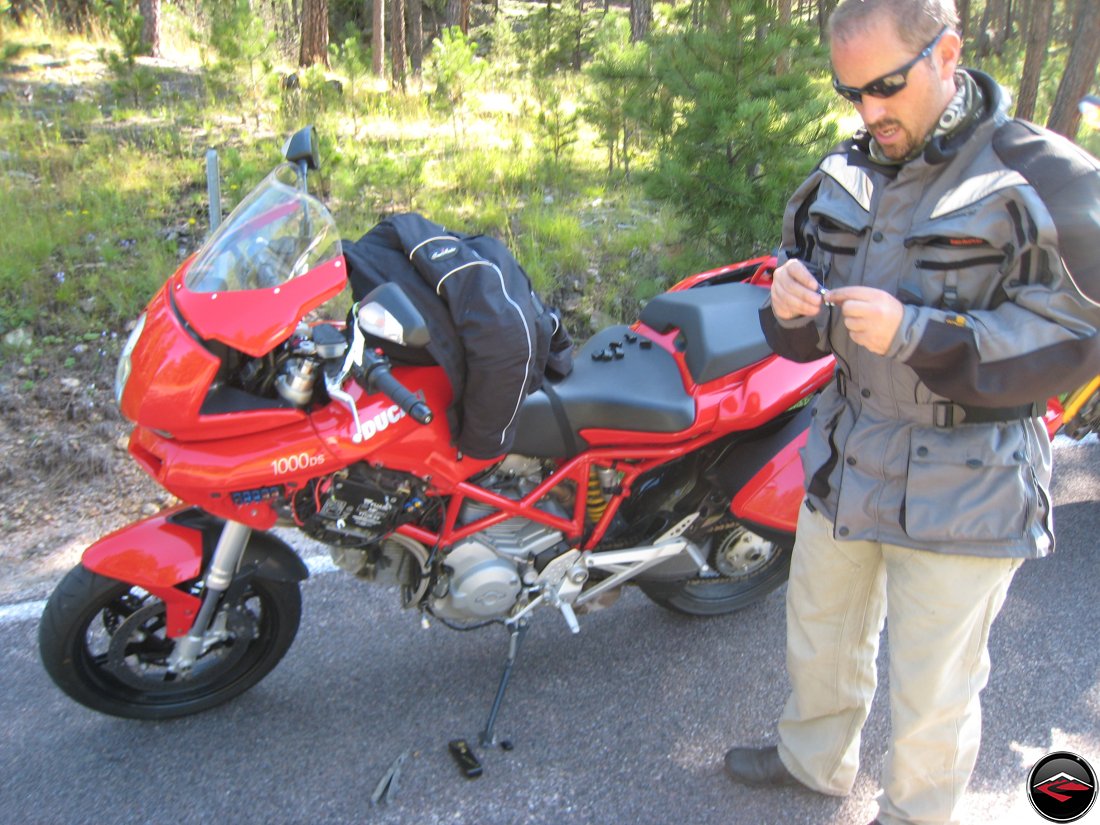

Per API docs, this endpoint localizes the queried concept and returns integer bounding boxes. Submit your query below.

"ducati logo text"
[361,404,406,440]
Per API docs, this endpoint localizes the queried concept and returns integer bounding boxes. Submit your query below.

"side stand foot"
[479,618,530,748]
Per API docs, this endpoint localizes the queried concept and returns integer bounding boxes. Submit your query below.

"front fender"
[82,505,205,589]
[82,505,205,636]
[82,506,308,637]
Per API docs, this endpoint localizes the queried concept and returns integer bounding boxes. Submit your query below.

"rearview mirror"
[357,283,431,349]
[283,126,320,171]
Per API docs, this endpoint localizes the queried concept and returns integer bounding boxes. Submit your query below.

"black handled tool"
[448,739,483,779]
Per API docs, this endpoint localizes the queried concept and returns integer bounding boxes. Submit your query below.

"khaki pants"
[776,505,1022,825]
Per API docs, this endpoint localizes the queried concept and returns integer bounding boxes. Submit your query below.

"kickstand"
[479,617,530,748]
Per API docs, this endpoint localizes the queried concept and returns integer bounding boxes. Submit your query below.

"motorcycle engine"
[297,464,424,548]
[428,456,570,623]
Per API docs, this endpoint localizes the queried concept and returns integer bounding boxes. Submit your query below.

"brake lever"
[324,322,370,443]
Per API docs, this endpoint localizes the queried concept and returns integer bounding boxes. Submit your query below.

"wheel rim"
[712,525,779,579]
[76,584,279,709]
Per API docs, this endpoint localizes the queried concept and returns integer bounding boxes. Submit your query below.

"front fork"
[167,521,252,672]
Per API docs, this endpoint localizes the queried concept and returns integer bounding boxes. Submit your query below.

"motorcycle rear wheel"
[39,564,301,720]
[640,525,791,616]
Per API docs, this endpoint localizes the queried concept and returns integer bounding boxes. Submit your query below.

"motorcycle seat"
[511,325,696,457]
[638,281,772,384]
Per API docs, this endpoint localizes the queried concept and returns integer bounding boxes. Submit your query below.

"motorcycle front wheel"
[639,523,792,616]
[39,564,301,720]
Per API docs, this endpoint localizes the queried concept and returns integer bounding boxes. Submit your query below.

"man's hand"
[828,286,905,356]
[770,259,825,321]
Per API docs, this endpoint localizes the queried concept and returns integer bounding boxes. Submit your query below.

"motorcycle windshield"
[185,164,341,293]
[173,164,349,357]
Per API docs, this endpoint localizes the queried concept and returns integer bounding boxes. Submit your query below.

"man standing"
[723,1,1100,824]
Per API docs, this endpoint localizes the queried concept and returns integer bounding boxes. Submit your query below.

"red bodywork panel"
[122,274,312,442]
[174,257,347,357]
[731,430,809,533]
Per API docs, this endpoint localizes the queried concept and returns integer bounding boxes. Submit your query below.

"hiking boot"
[723,746,799,788]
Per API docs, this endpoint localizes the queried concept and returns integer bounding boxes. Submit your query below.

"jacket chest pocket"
[808,212,870,287]
[902,425,1034,543]
[903,235,1007,310]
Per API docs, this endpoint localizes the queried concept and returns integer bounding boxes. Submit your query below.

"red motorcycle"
[38,128,833,741]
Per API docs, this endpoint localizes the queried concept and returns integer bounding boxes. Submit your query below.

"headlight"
[114,313,147,405]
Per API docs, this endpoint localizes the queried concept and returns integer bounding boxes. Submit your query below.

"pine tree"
[645,0,838,256]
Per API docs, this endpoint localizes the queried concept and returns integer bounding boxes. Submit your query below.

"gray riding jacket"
[760,70,1100,558]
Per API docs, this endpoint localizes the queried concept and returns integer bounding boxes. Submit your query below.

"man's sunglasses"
[832,26,948,104]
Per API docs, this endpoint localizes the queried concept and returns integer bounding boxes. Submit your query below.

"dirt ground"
[0,346,173,604]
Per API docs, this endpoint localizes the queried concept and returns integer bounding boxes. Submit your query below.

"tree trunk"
[138,0,161,57]
[1015,0,1052,121]
[299,0,331,68]
[446,0,471,33]
[776,0,792,74]
[371,0,385,76]
[630,0,652,42]
[958,0,971,42]
[1016,0,1031,45]
[974,0,1009,58]
[1047,0,1100,139]
[53,0,96,33]
[817,0,836,43]
[392,0,408,90]
[409,0,424,75]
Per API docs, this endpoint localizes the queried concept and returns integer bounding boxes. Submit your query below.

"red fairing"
[731,431,809,533]
[666,255,775,292]
[82,506,203,637]
[1044,397,1063,440]
[174,256,347,357]
[121,274,311,442]
[120,279,222,435]
[128,419,326,529]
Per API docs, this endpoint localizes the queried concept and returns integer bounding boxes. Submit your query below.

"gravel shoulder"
[0,352,171,604]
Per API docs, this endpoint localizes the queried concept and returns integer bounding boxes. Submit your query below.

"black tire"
[39,564,301,720]
[639,526,792,616]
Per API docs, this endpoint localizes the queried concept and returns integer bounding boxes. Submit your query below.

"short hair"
[828,0,959,52]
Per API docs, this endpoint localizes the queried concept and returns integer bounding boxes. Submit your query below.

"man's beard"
[869,118,918,160]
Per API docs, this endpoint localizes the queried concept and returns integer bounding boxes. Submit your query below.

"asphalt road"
[2,438,1097,825]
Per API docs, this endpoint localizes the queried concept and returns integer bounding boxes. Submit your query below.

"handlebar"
[323,319,434,443]
[359,349,434,425]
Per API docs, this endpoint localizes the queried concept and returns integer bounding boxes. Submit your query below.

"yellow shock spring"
[586,467,608,523]
[1064,375,1100,421]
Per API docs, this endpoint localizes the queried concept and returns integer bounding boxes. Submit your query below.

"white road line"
[0,553,339,627]
[0,600,45,625]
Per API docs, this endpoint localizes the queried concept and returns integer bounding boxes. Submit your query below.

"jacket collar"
[923,69,1005,164]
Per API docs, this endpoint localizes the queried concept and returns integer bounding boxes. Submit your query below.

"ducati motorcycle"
[38,128,836,740]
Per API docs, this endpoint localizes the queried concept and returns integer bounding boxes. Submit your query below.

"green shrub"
[427,26,485,143]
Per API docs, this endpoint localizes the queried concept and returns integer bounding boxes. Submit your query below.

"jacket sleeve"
[758,171,833,363]
[890,124,1100,406]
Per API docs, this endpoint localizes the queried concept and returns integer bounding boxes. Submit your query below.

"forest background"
[1,0,1098,358]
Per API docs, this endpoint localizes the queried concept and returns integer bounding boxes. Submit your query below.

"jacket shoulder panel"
[993,120,1100,302]
[819,152,874,213]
